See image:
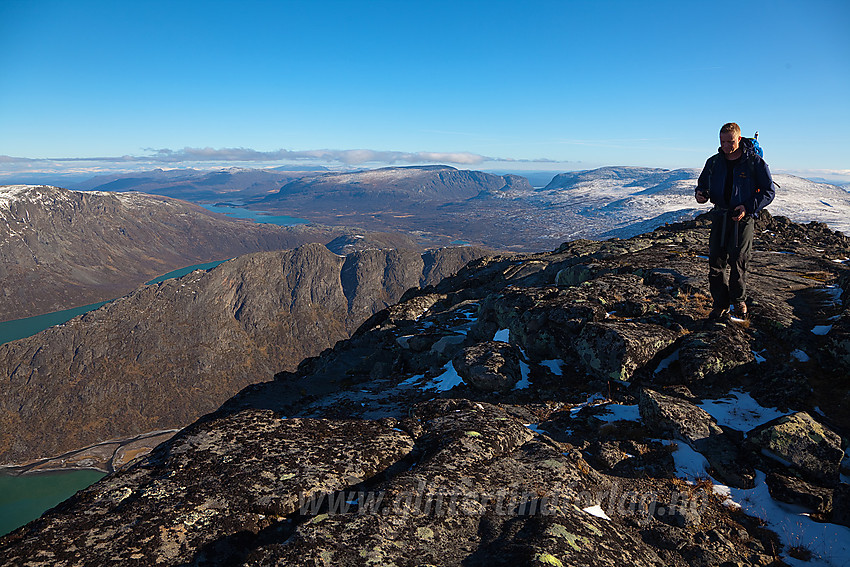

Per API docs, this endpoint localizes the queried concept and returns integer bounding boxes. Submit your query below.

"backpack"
[740,131,763,158]
[739,131,780,191]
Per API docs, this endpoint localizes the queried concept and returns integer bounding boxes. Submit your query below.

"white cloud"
[140,147,493,165]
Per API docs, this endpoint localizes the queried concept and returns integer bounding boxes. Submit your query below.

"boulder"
[638,389,721,444]
[747,412,844,486]
[575,322,679,382]
[765,473,834,514]
[0,409,416,566]
[677,328,754,383]
[692,432,756,489]
[556,263,610,287]
[452,341,522,392]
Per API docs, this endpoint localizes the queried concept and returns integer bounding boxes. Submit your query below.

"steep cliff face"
[0,243,487,468]
[2,212,849,566]
[0,185,342,321]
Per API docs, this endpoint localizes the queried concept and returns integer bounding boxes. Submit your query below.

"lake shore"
[0,429,179,476]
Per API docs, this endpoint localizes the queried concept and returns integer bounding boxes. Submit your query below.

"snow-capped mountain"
[529,166,850,239]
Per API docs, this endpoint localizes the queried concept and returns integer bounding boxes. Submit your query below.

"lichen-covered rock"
[452,342,522,392]
[556,263,610,287]
[747,412,844,486]
[638,389,721,444]
[576,322,679,382]
[677,328,754,383]
[0,410,415,566]
[241,400,668,567]
[481,286,604,363]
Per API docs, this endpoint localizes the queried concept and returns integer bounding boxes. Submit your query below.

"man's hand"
[731,205,746,221]
[695,189,708,204]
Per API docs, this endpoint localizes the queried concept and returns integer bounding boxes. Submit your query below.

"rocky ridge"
[2,211,850,566]
[0,243,487,470]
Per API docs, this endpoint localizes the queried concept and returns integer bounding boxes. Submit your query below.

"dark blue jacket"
[696,145,775,217]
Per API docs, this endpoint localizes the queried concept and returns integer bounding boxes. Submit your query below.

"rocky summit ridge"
[2,211,850,566]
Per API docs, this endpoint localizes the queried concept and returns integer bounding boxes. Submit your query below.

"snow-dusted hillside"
[519,167,850,239]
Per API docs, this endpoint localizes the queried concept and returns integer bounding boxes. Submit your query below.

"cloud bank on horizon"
[0,146,572,177]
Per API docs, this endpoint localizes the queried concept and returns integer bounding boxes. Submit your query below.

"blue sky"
[1,0,848,181]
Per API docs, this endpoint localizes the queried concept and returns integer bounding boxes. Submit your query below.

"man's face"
[720,131,741,155]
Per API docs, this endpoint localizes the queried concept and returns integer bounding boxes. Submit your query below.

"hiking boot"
[708,307,729,320]
[733,301,748,318]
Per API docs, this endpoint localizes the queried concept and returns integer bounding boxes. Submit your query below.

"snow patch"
[493,328,510,343]
[569,393,607,417]
[663,440,712,481]
[582,504,611,521]
[398,374,425,387]
[513,360,532,390]
[525,423,547,435]
[819,286,844,306]
[594,403,641,423]
[654,349,679,374]
[727,471,850,567]
[664,455,850,566]
[812,325,833,336]
[791,349,810,362]
[423,362,464,392]
[540,359,564,376]
[698,389,788,433]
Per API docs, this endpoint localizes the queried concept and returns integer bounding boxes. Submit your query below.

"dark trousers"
[708,212,754,309]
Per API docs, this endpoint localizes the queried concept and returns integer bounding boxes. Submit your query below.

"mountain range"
[1,210,848,565]
[71,167,327,202]
[72,165,850,251]
[0,185,378,321]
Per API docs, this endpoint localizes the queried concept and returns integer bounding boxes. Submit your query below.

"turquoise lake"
[0,301,111,346]
[145,259,227,285]
[200,204,309,225]
[0,470,106,536]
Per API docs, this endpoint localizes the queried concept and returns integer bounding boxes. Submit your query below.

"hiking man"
[695,122,775,319]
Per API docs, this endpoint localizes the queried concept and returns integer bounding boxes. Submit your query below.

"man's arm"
[695,157,713,203]
[753,159,776,214]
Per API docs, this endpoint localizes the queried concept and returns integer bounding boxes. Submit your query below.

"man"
[695,122,775,319]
